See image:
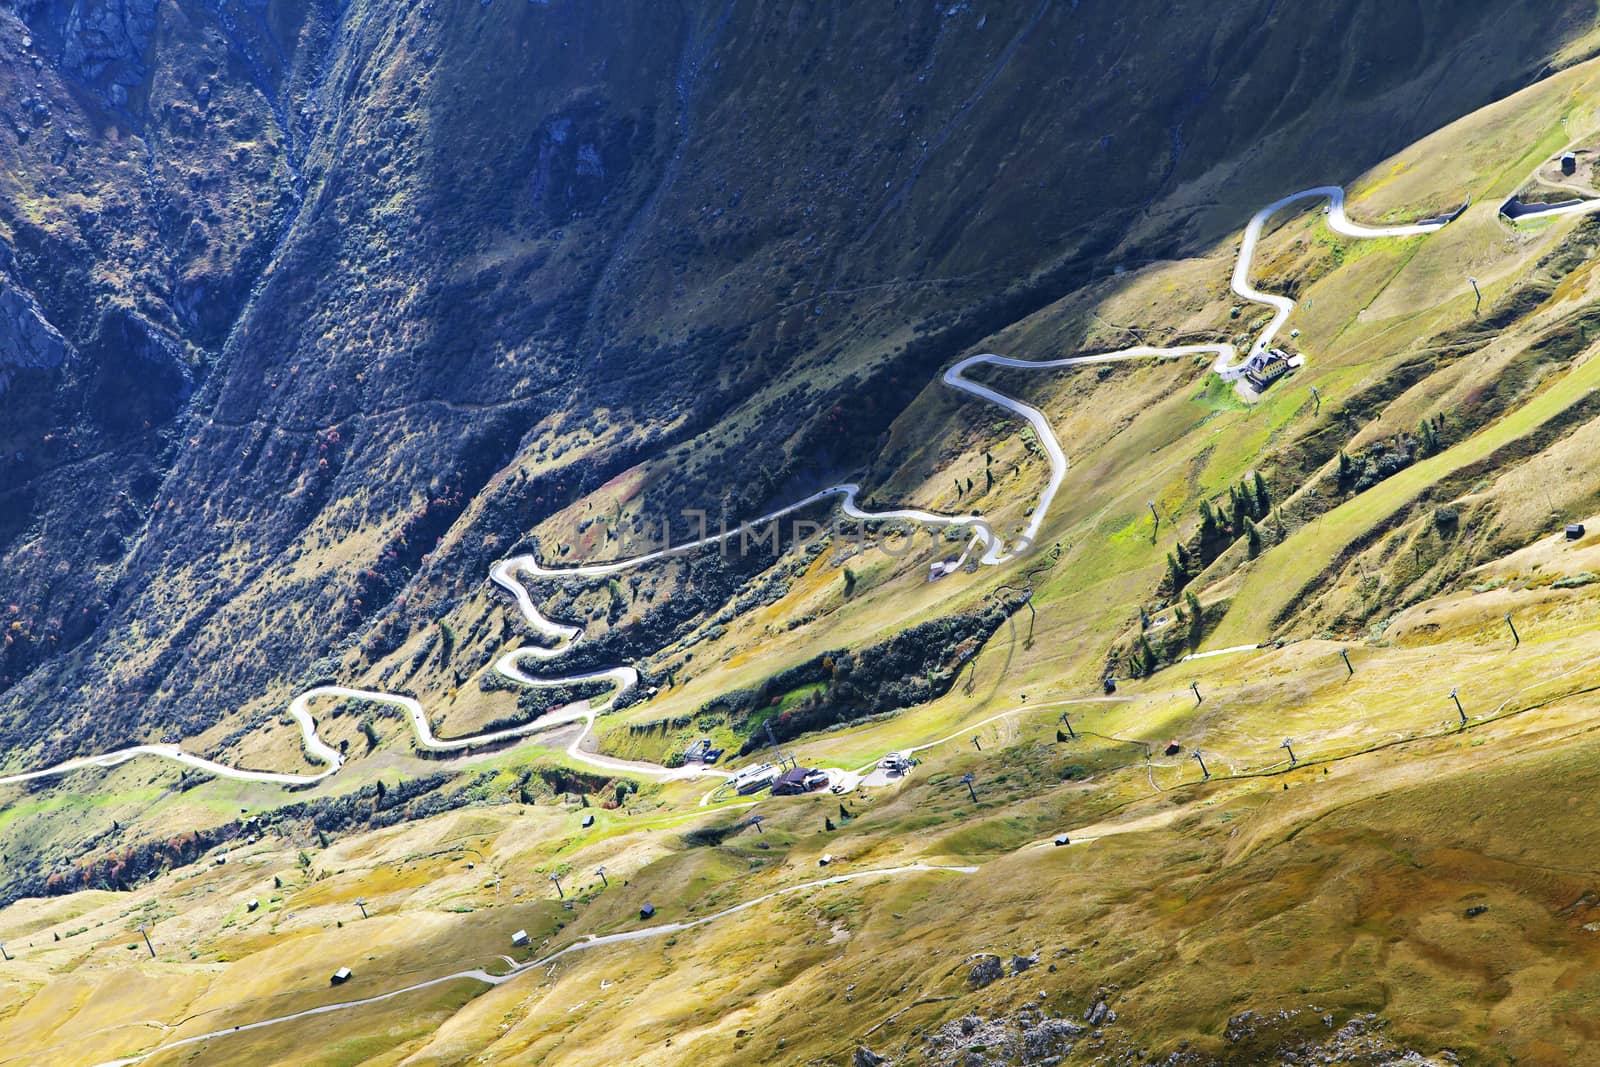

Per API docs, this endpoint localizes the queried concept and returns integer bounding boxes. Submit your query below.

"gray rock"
[967,955,1003,988]
[1010,952,1039,975]
[1021,1018,1084,1061]
[923,1010,1082,1065]
[57,0,161,107]
[853,1046,887,1067]
[0,281,72,395]
[63,0,160,81]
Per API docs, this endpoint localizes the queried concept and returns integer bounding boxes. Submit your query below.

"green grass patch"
[1211,350,1600,645]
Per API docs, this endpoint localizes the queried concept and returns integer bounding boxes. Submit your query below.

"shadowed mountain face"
[0,0,1593,760]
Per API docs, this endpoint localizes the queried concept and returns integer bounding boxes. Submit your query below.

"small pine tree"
[1417,418,1438,455]
[1252,470,1269,514]
[1175,541,1192,570]
[1166,552,1186,593]
[839,803,851,820]
[1246,519,1262,558]
[1137,633,1158,676]
[825,817,836,832]
[1338,450,1353,481]
[842,566,857,596]
[1056,729,1069,743]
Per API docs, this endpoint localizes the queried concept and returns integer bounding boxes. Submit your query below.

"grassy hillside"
[13,564,1600,1063]
[16,4,1600,1065]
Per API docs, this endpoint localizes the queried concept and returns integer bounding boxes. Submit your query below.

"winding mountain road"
[0,187,1448,803]
[36,183,1467,1067]
[1500,195,1600,222]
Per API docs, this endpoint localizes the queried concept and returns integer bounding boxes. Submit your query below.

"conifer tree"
[1137,633,1158,676]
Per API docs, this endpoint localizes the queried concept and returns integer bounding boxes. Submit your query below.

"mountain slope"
[3,0,1595,772]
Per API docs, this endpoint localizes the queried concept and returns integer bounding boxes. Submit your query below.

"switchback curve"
[0,187,1449,797]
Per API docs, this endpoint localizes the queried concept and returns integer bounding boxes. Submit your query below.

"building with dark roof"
[1243,348,1298,391]
[771,766,816,796]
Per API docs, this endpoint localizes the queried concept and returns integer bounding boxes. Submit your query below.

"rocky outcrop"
[0,279,72,395]
[1084,995,1115,1027]
[62,0,160,102]
[967,954,1004,989]
[1217,1009,1455,1066]
[923,1009,1086,1066]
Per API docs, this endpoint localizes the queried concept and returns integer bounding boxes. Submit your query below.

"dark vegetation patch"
[12,761,641,906]
[714,599,1024,756]
[24,773,472,903]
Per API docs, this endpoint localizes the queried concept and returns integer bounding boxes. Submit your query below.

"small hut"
[639,903,656,920]
[331,967,352,985]
[511,930,530,947]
